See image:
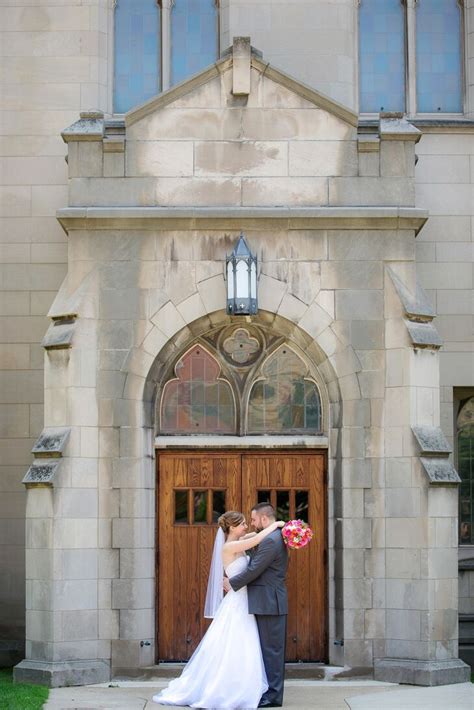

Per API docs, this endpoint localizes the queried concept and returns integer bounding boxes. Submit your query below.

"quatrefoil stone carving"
[222,328,260,364]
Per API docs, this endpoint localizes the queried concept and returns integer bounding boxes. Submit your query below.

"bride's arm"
[223,521,284,554]
[240,532,257,540]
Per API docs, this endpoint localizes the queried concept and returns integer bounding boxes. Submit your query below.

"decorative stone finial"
[232,37,251,96]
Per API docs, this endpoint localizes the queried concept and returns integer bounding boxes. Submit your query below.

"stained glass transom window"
[416,0,463,113]
[458,396,474,544]
[161,345,235,434]
[171,0,219,87]
[359,0,406,113]
[247,347,322,434]
[114,0,161,113]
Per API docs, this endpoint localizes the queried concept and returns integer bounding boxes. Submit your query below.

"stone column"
[373,267,470,685]
[14,317,110,686]
[14,113,111,687]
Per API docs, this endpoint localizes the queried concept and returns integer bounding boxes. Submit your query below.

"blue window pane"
[416,0,462,113]
[114,0,161,113]
[359,0,406,113]
[171,0,218,87]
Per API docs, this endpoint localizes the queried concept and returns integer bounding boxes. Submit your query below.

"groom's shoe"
[258,702,282,708]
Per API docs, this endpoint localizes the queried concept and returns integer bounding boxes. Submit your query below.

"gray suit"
[229,529,289,706]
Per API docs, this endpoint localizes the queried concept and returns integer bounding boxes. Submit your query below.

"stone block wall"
[415,134,474,623]
[0,4,64,664]
[0,0,113,664]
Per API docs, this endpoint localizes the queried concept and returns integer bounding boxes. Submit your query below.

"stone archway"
[149,314,333,662]
[120,288,356,669]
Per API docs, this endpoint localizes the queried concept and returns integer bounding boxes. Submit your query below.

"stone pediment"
[125,39,358,131]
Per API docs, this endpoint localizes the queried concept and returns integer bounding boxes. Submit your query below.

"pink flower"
[282,519,313,549]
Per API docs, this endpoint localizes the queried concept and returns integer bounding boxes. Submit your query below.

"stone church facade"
[0,0,473,689]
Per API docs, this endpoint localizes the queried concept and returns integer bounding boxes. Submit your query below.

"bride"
[152,510,284,709]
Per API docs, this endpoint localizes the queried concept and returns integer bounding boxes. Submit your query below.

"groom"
[224,502,288,708]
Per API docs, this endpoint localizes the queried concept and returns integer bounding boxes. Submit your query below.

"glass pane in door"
[174,490,189,524]
[193,490,207,523]
[277,490,290,521]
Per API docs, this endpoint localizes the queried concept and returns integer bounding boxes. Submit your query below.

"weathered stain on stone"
[194,141,287,177]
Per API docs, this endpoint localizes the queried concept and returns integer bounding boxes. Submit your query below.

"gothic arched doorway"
[154,322,328,662]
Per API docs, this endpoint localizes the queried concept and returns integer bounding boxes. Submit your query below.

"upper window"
[416,0,463,112]
[114,0,219,114]
[359,0,464,115]
[359,0,406,113]
[171,0,219,86]
[458,396,474,545]
[114,0,162,114]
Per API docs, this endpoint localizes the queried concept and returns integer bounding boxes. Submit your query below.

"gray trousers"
[256,614,287,706]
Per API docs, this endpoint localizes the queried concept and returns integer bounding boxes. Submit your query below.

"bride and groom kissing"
[153,502,289,709]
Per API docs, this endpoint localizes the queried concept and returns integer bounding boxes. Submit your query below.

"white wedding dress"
[152,555,268,709]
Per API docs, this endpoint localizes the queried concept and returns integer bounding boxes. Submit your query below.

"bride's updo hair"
[218,511,245,537]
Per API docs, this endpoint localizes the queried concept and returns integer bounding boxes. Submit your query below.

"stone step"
[112,664,373,682]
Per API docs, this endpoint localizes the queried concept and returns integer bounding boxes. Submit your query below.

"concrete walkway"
[44,679,473,710]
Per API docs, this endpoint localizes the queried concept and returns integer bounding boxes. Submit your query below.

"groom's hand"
[223,577,231,593]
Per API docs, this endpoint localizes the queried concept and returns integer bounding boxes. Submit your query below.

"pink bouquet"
[282,519,313,549]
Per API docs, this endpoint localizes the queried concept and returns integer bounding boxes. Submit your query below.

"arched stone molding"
[121,268,363,413]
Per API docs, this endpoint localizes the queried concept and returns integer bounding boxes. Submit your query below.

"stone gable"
[63,41,417,210]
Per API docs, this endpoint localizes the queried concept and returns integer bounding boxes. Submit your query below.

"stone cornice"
[57,206,428,233]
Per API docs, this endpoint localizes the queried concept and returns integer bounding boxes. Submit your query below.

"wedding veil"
[204,527,225,618]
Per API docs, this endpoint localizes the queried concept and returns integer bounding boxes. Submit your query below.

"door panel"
[242,454,326,661]
[157,451,326,662]
[157,453,242,660]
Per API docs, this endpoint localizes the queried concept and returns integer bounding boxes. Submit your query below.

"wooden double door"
[156,451,327,662]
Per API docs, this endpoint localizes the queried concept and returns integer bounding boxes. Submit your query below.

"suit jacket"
[229,529,289,615]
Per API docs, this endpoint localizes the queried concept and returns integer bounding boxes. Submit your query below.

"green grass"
[0,668,48,710]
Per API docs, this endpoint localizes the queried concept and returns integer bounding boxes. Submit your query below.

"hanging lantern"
[226,233,258,315]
